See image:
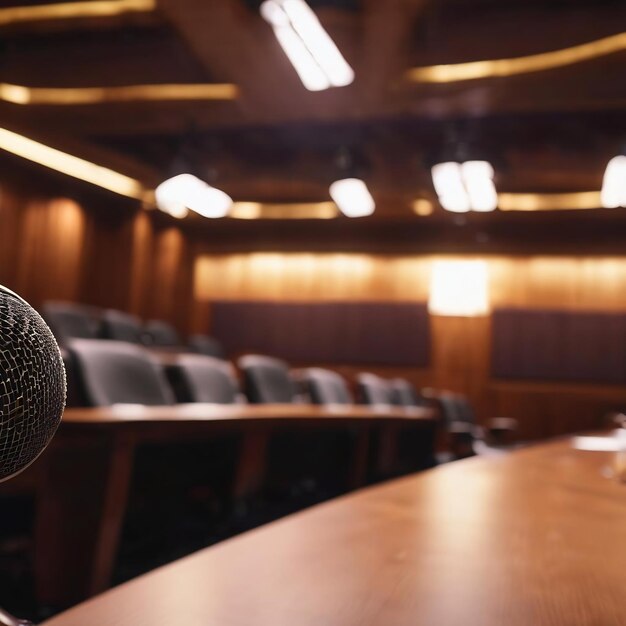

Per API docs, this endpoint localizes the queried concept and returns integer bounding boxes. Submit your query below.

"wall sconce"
[429,260,490,316]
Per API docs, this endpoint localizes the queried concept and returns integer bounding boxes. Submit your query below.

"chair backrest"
[144,320,180,347]
[68,339,175,406]
[356,373,393,406]
[238,354,297,404]
[101,309,144,343]
[389,378,421,407]
[423,389,476,428]
[42,301,99,344]
[166,354,240,404]
[301,368,352,405]
[188,334,224,359]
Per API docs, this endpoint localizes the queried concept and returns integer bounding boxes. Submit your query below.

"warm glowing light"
[431,162,470,213]
[412,199,434,216]
[281,0,354,87]
[498,191,603,211]
[155,174,232,219]
[329,178,375,218]
[407,31,626,83]
[230,201,338,219]
[0,127,144,199]
[461,161,498,212]
[0,82,238,105]
[261,0,354,91]
[432,161,497,212]
[272,22,330,91]
[0,0,155,25]
[601,156,626,209]
[429,260,489,317]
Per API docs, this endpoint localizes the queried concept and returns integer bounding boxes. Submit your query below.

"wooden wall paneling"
[488,381,626,440]
[194,253,432,302]
[489,257,626,311]
[191,252,626,440]
[128,210,155,319]
[210,300,430,366]
[430,315,491,414]
[143,223,196,335]
[0,184,23,291]
[78,207,137,312]
[14,197,87,307]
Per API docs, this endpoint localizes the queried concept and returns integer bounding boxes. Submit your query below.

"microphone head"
[0,286,66,482]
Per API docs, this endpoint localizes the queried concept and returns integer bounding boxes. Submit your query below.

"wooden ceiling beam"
[358,0,429,113]
[157,0,321,122]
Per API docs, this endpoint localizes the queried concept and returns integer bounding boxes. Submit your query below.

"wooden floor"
[43,434,626,626]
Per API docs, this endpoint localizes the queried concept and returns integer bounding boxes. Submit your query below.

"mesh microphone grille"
[0,289,66,481]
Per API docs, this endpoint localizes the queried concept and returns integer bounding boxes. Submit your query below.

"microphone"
[0,286,66,626]
[0,286,66,482]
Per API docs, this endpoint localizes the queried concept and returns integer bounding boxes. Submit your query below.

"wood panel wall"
[0,181,195,327]
[194,253,626,440]
[4,174,626,441]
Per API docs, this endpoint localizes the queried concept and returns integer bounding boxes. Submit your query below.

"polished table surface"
[43,435,626,626]
[61,402,433,424]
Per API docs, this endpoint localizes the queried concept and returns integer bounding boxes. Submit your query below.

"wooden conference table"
[43,435,626,626]
[34,403,436,607]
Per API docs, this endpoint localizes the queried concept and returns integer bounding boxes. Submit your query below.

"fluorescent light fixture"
[155,174,232,219]
[431,162,470,213]
[329,178,375,218]
[429,260,489,317]
[601,156,626,209]
[281,0,354,87]
[432,161,497,212]
[0,127,145,199]
[273,23,330,91]
[260,0,354,91]
[461,161,498,212]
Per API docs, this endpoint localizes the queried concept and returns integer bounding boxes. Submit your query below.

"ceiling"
[0,0,625,222]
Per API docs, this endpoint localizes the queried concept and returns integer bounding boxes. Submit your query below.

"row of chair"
[65,340,423,410]
[64,339,519,458]
[47,301,518,458]
[41,301,223,356]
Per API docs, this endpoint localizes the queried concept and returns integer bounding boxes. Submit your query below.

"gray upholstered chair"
[238,354,297,404]
[166,354,241,404]
[188,334,224,359]
[42,301,100,344]
[144,320,181,347]
[300,368,353,405]
[356,372,394,406]
[389,378,422,407]
[68,339,175,406]
[422,389,519,459]
[101,309,144,343]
